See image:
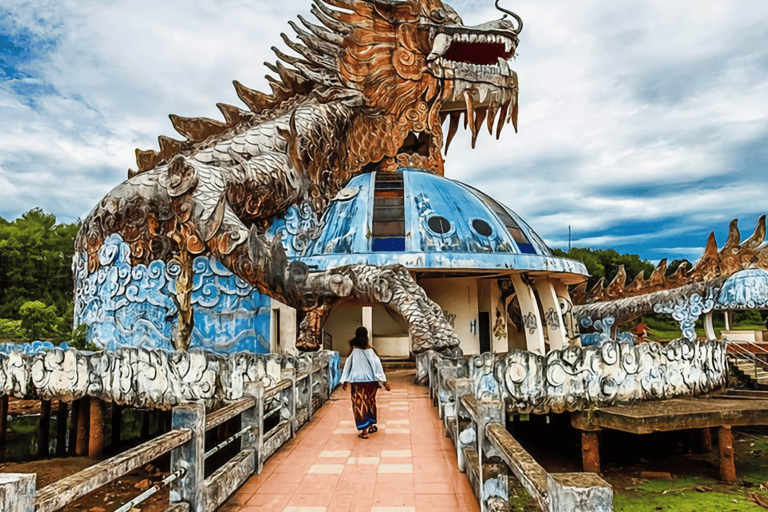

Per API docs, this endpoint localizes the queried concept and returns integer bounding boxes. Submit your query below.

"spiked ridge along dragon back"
[572,216,768,340]
[74,0,524,352]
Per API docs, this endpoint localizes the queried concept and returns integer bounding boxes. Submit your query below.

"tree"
[0,209,80,319]
[552,247,655,290]
[19,300,59,341]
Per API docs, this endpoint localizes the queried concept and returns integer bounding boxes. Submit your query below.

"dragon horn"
[233,80,275,112]
[721,218,741,253]
[605,265,627,293]
[135,148,159,172]
[216,103,243,126]
[158,136,184,159]
[649,258,667,285]
[742,215,766,250]
[169,114,227,142]
[495,0,523,34]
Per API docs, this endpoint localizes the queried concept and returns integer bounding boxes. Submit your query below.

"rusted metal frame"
[35,428,192,512]
[205,398,256,431]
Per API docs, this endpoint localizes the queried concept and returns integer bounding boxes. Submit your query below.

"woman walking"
[340,326,390,438]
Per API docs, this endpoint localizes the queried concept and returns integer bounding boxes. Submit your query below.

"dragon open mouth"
[426,29,519,153]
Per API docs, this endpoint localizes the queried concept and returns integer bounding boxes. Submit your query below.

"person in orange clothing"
[340,326,390,438]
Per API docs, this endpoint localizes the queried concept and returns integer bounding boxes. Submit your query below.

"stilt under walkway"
[220,369,479,512]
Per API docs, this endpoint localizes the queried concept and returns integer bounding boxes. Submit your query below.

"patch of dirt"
[0,459,169,512]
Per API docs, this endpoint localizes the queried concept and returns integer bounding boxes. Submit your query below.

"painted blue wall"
[73,234,271,354]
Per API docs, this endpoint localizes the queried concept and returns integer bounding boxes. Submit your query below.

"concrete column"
[88,398,105,458]
[510,275,546,355]
[552,281,580,343]
[704,312,717,340]
[75,397,90,456]
[719,425,736,484]
[724,311,732,331]
[700,428,713,453]
[534,280,568,351]
[581,431,601,473]
[0,474,36,512]
[362,307,373,339]
[170,401,206,512]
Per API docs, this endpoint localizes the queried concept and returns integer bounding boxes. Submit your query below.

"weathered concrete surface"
[0,473,35,512]
[546,473,612,512]
[35,429,190,512]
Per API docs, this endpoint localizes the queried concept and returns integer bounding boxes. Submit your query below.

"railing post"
[454,378,473,472]
[250,383,266,473]
[170,401,205,512]
[241,382,261,478]
[546,473,613,512]
[0,474,35,512]
[478,399,508,512]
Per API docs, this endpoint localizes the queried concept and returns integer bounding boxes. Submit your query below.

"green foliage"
[0,319,24,339]
[0,208,80,320]
[552,247,656,290]
[18,300,59,341]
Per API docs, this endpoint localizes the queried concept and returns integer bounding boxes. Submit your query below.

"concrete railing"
[421,352,613,512]
[0,350,338,512]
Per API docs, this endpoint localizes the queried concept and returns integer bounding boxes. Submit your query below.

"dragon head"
[270,0,522,175]
[131,0,522,194]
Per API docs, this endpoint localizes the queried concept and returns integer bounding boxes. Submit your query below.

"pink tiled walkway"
[220,369,479,512]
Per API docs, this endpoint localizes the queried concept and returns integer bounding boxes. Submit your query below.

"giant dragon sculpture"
[74,0,523,352]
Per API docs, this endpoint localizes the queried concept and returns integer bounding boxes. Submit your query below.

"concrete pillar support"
[88,398,105,458]
[719,425,736,484]
[510,275,546,355]
[534,279,568,351]
[581,431,601,473]
[75,397,90,456]
[170,401,206,512]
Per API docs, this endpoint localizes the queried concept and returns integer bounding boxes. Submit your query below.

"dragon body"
[573,216,768,342]
[74,0,524,352]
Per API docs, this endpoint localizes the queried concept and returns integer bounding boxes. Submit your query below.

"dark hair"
[349,326,368,350]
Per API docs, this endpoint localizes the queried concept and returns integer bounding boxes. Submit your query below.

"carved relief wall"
[74,234,271,354]
[419,338,726,415]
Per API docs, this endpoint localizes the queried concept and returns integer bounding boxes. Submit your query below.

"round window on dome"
[471,219,493,237]
[427,216,451,234]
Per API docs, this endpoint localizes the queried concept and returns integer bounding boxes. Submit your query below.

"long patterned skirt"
[351,381,379,431]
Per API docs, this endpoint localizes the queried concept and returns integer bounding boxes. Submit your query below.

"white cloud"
[1,0,767,259]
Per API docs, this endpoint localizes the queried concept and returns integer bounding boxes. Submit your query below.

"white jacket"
[340,348,387,383]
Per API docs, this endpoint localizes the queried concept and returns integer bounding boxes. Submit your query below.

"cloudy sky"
[1,0,767,263]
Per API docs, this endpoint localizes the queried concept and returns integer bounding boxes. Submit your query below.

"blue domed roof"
[269,168,587,279]
[717,269,768,309]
